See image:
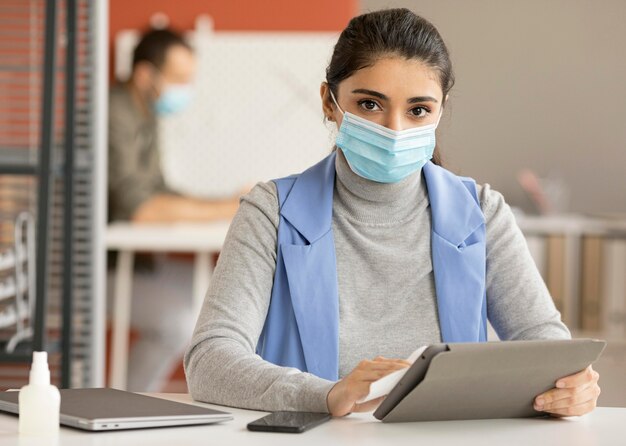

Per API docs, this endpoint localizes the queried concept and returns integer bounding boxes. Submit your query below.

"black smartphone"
[246,411,332,433]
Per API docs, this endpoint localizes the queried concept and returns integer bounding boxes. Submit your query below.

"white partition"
[116,17,340,198]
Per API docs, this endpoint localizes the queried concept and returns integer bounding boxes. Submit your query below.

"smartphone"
[246,411,331,433]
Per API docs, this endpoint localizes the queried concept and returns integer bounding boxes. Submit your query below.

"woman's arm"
[481,184,601,417]
[480,183,571,340]
[183,182,335,412]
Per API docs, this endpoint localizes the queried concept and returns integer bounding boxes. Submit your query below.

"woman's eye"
[410,106,429,117]
[358,100,380,111]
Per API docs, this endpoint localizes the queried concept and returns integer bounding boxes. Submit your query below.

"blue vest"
[256,152,487,381]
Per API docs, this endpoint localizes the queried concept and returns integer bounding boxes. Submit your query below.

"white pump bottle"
[18,351,61,434]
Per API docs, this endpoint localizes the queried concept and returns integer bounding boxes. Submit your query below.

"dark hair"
[132,29,192,70]
[326,9,454,166]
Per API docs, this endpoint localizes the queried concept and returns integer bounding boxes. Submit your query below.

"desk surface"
[515,213,626,235]
[105,215,626,252]
[106,221,231,251]
[0,393,624,446]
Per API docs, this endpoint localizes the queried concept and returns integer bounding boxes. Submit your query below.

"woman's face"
[322,56,445,131]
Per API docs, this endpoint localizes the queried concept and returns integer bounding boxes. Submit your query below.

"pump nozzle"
[29,351,51,386]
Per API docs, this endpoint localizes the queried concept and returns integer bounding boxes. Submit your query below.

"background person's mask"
[154,84,193,116]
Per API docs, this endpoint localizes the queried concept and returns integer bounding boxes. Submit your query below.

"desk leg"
[563,233,581,329]
[193,252,214,319]
[110,250,134,390]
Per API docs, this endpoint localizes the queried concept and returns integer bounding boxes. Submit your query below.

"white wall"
[361,0,626,214]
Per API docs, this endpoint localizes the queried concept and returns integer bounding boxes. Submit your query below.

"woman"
[185,9,600,418]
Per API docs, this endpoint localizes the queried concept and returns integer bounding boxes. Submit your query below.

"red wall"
[109,0,358,80]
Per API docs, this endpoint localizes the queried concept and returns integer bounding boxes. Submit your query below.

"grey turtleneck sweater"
[184,150,570,413]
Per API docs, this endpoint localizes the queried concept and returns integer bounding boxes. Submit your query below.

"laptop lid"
[0,388,233,431]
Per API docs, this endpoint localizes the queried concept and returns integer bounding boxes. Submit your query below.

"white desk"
[0,393,624,445]
[105,222,231,390]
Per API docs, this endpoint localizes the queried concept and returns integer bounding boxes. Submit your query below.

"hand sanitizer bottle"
[18,351,61,434]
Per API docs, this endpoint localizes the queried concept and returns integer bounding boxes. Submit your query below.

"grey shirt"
[108,84,173,222]
[184,149,570,413]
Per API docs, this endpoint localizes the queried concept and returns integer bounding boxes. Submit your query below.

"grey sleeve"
[480,184,571,341]
[184,181,335,412]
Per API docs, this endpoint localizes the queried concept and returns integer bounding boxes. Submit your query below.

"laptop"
[0,388,233,431]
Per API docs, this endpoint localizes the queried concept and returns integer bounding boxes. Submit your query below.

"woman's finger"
[535,367,599,408]
[535,378,598,407]
[554,365,598,389]
[365,358,412,368]
[354,360,410,373]
[543,398,598,417]
[352,396,386,413]
[536,385,601,412]
[346,365,408,399]
[357,362,410,371]
[372,356,412,366]
[352,366,407,383]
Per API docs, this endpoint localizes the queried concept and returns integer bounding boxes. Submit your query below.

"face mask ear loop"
[431,107,443,129]
[329,88,345,115]
[433,104,446,129]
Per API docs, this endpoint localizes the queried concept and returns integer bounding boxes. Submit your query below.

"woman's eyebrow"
[351,89,438,104]
[351,88,388,100]
[407,96,438,104]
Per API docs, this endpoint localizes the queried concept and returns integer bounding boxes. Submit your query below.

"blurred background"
[0,0,623,404]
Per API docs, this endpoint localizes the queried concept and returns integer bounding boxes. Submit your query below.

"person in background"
[107,29,241,392]
[108,28,240,224]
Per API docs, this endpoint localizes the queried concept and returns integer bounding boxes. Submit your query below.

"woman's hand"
[534,365,601,417]
[326,356,411,417]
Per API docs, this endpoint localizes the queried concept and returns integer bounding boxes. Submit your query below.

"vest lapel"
[280,153,336,244]
[279,153,340,380]
[422,161,487,342]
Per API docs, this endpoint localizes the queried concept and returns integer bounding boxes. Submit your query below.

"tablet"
[0,388,232,431]
[374,338,606,422]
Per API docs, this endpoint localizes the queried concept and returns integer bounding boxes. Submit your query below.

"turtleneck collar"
[333,148,428,225]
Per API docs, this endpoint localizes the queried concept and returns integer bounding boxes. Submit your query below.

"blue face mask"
[330,90,441,183]
[154,84,193,116]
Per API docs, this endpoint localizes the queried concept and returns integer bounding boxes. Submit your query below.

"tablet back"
[378,339,606,422]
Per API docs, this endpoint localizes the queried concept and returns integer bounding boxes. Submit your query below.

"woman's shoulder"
[441,166,510,223]
[474,182,516,227]
[239,180,280,229]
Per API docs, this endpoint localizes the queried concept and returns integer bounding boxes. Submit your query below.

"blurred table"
[515,213,626,329]
[105,221,231,390]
